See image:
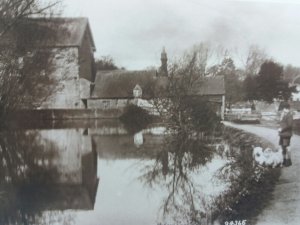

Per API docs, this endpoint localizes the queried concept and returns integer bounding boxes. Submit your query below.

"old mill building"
[0,17,225,119]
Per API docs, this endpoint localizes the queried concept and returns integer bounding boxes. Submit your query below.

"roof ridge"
[0,17,93,48]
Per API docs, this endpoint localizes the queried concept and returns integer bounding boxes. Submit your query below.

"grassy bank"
[213,126,281,225]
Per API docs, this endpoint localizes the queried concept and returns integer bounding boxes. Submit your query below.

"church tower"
[159,47,168,76]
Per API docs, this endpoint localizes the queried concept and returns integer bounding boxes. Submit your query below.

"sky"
[63,0,300,70]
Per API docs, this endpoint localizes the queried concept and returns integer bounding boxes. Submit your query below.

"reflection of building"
[39,129,98,209]
[17,129,98,210]
[25,149,98,211]
[37,130,93,183]
[134,131,144,147]
[90,123,165,159]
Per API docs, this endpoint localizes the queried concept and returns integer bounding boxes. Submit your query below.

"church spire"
[160,47,168,76]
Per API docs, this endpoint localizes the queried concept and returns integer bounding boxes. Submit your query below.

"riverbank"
[214,126,280,225]
[224,122,300,225]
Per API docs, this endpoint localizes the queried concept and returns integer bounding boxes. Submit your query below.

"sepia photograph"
[0,0,299,224]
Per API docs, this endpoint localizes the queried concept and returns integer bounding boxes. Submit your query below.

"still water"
[0,120,230,225]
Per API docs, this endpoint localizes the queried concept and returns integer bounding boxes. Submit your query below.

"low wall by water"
[8,109,124,121]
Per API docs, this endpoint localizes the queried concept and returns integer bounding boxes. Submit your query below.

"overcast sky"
[63,0,300,70]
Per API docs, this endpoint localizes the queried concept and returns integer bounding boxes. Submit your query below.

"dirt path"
[223,122,300,225]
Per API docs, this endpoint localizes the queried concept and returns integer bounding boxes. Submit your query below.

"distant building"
[187,76,225,119]
[89,49,225,119]
[88,69,166,110]
[133,84,143,98]
[88,48,172,111]
[0,17,96,109]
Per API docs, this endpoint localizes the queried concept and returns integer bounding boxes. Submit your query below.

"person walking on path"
[278,102,293,167]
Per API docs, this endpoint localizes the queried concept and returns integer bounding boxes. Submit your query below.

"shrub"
[120,104,154,134]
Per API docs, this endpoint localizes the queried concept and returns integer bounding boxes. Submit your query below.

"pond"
[0,119,277,225]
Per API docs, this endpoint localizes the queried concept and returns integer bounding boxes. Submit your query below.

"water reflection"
[0,128,98,225]
[0,120,234,225]
[137,132,229,225]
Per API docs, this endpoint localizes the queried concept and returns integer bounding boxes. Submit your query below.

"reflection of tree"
[138,45,224,223]
[0,131,59,185]
[139,133,218,225]
[0,131,69,225]
[138,126,280,225]
[120,104,155,134]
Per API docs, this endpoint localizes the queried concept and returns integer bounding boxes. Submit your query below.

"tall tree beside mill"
[0,0,62,120]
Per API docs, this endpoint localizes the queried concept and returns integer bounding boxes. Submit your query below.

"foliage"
[154,45,222,137]
[283,64,300,83]
[95,55,119,70]
[216,57,244,104]
[0,47,62,117]
[257,61,285,102]
[243,75,259,101]
[0,0,61,37]
[120,104,154,134]
[243,60,297,102]
[0,0,62,119]
[179,98,221,133]
[243,45,268,77]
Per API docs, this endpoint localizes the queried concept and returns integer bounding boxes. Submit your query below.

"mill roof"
[0,17,95,50]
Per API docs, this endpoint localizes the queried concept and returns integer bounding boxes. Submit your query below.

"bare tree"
[283,64,300,83]
[0,0,62,37]
[95,55,119,70]
[153,44,221,138]
[0,0,62,119]
[243,45,268,76]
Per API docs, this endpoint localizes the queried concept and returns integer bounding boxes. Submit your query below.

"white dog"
[263,148,273,166]
[253,146,283,168]
[253,146,265,165]
[264,147,283,168]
